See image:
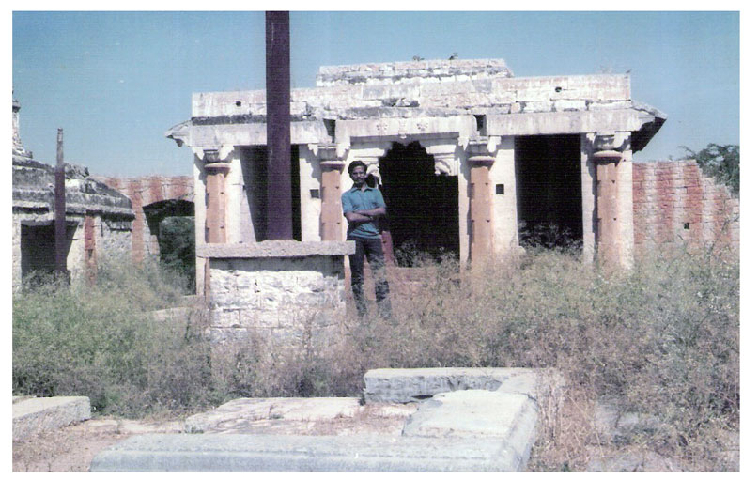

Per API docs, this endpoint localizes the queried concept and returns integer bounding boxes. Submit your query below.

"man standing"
[342,161,392,318]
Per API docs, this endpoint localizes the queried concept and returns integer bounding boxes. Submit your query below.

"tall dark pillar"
[265,11,293,240]
[54,128,69,280]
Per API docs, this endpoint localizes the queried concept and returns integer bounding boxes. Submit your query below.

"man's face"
[350,165,367,186]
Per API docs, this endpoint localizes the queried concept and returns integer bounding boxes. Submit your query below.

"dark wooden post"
[54,128,69,281]
[265,11,293,240]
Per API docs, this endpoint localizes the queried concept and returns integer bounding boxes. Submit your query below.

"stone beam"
[487,109,650,137]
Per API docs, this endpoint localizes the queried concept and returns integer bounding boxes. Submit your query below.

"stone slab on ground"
[402,389,537,470]
[185,397,359,433]
[184,397,416,436]
[13,396,91,441]
[402,390,537,471]
[90,433,518,472]
[364,367,539,403]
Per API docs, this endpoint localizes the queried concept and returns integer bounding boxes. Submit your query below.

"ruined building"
[164,58,738,341]
[12,97,135,288]
[166,59,667,279]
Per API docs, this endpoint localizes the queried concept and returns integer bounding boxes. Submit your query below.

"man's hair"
[348,160,367,176]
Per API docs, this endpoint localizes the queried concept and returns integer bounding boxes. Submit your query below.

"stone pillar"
[594,149,621,268]
[203,150,230,297]
[205,158,230,244]
[580,133,598,264]
[467,141,496,264]
[84,215,97,286]
[318,146,346,241]
[593,132,634,269]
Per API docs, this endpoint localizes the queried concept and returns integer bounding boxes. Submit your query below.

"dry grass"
[13,245,739,470]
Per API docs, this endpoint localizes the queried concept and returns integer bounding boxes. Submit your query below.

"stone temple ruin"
[162,57,739,342]
[12,97,134,288]
[167,59,669,274]
[165,57,675,341]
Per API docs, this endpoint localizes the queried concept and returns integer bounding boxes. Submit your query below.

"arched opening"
[143,199,195,288]
[379,141,459,266]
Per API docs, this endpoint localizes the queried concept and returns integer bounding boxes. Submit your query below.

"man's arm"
[344,211,374,224]
[355,189,386,218]
[353,206,386,218]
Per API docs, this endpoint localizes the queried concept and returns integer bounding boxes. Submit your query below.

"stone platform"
[91,367,555,472]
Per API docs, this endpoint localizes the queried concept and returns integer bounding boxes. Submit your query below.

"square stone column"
[592,132,634,270]
[205,161,231,244]
[468,155,496,263]
[580,133,597,263]
[594,150,620,267]
[317,145,347,241]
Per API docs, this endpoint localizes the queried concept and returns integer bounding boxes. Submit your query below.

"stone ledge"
[196,240,355,258]
[364,367,539,404]
[13,396,91,441]
[90,433,516,472]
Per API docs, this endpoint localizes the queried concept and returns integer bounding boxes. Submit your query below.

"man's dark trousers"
[349,237,391,317]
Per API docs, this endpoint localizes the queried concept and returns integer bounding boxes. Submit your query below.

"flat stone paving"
[91,367,546,472]
[183,397,416,436]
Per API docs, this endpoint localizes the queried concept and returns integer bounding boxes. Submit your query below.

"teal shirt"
[342,185,385,239]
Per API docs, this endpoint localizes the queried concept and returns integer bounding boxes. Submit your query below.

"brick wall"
[632,161,739,255]
[96,176,193,262]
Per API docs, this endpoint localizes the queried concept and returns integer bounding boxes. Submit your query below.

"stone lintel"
[487,109,645,137]
[197,240,355,258]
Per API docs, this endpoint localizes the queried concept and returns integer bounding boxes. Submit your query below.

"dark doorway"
[379,142,459,265]
[21,223,75,279]
[143,199,195,289]
[515,134,582,249]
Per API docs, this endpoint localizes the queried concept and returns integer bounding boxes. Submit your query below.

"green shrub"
[13,258,212,417]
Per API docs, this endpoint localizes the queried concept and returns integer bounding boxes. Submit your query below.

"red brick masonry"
[632,161,739,255]
[96,176,193,262]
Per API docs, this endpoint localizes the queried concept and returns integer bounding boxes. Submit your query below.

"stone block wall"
[632,161,739,254]
[202,242,352,346]
[316,58,513,87]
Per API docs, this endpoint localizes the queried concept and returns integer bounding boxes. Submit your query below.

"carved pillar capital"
[466,137,500,165]
[195,146,235,163]
[310,142,349,161]
[593,149,623,163]
[592,132,630,163]
[423,141,459,176]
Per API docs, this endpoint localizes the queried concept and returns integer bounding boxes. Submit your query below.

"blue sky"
[11,10,741,178]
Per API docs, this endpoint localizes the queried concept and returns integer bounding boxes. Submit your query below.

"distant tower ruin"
[12,94,32,160]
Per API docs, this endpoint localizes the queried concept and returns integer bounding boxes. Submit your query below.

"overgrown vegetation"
[678,143,739,196]
[13,258,213,417]
[13,245,738,469]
